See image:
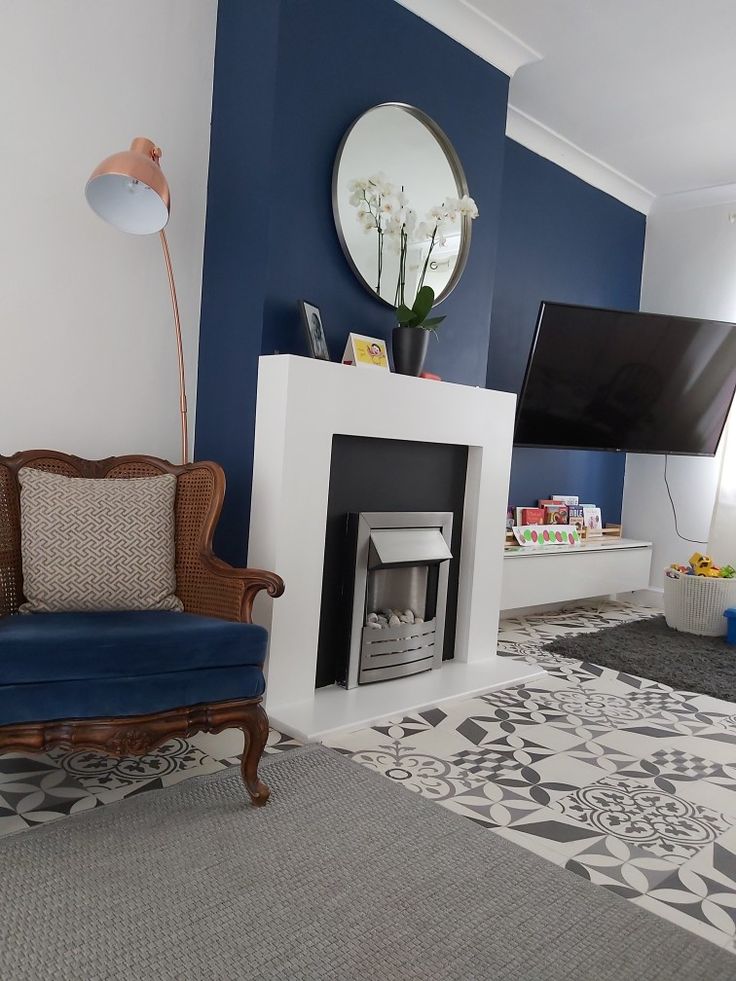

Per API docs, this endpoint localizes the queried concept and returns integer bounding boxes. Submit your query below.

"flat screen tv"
[514,302,736,456]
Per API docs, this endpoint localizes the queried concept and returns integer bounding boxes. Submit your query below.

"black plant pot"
[392,326,429,376]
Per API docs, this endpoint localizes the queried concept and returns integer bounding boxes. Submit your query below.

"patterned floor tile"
[565,834,676,899]
[496,639,545,659]
[370,707,449,740]
[189,727,245,760]
[624,688,698,714]
[494,804,605,864]
[452,745,607,807]
[191,726,301,764]
[0,767,102,828]
[562,739,640,776]
[441,778,545,829]
[577,669,674,697]
[455,713,583,754]
[666,727,736,766]
[531,687,655,731]
[50,737,216,794]
[204,729,302,766]
[544,660,608,687]
[684,693,736,731]
[614,749,736,817]
[467,693,577,739]
[642,829,736,942]
[332,738,487,802]
[555,775,736,865]
[632,892,736,949]
[594,721,711,759]
[0,813,27,836]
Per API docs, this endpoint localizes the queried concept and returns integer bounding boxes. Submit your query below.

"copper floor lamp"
[85,137,189,464]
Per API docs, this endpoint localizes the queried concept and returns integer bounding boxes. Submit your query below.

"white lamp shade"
[85,173,169,234]
[85,138,171,235]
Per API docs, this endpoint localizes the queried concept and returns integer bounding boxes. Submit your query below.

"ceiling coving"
[397,0,736,214]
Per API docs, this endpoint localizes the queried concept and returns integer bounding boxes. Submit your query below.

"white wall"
[0,0,217,461]
[622,200,736,583]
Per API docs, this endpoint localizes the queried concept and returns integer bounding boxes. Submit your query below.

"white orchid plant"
[347,173,479,331]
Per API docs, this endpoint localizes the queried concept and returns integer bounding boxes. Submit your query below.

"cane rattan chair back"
[0,450,282,622]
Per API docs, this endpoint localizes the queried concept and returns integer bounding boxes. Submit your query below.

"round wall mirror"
[332,103,473,307]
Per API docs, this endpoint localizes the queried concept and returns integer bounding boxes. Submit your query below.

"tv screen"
[514,302,736,456]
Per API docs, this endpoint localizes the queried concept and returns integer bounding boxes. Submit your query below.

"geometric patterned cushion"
[18,468,183,613]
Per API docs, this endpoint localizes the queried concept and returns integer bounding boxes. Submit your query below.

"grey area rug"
[546,615,736,701]
[1,746,732,981]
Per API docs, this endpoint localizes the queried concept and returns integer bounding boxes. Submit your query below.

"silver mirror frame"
[332,103,472,308]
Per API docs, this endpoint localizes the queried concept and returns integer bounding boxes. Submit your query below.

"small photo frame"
[299,301,330,360]
[341,333,389,370]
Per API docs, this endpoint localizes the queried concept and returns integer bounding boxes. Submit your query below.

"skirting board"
[266,657,545,743]
[627,587,664,610]
[501,589,665,619]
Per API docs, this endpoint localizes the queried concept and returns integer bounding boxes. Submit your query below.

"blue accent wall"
[260,0,508,385]
[196,0,509,562]
[196,3,647,563]
[195,0,280,562]
[488,140,646,522]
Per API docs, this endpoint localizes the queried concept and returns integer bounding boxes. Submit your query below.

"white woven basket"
[663,569,736,636]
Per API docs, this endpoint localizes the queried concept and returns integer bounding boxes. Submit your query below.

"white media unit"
[501,537,653,612]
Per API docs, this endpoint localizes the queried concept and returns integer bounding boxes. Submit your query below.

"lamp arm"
[159,229,189,464]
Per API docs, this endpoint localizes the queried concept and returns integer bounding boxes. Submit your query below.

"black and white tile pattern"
[325,601,736,953]
[0,726,301,835]
[2,599,735,954]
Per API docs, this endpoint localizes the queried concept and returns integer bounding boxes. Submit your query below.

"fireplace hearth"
[342,512,453,688]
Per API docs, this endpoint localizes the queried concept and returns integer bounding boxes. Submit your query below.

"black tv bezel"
[513,300,736,458]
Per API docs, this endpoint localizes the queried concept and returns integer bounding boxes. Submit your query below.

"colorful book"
[520,507,545,525]
[583,506,603,537]
[539,500,569,525]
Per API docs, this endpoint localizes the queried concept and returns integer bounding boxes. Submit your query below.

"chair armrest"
[187,554,284,624]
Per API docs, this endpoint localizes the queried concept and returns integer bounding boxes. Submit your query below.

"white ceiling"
[398,0,736,210]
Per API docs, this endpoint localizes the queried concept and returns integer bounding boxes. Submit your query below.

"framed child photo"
[299,300,330,361]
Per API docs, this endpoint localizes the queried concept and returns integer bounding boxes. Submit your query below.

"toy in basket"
[664,553,736,637]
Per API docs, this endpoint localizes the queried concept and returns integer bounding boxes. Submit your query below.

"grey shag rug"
[1,744,733,980]
[546,615,735,700]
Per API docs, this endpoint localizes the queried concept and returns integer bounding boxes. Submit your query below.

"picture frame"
[341,333,390,370]
[299,300,330,361]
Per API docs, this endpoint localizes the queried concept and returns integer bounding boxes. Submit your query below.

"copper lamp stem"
[159,229,188,464]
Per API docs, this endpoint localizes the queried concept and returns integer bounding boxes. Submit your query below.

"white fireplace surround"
[247,356,544,741]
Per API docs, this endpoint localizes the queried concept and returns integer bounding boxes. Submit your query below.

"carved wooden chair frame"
[0,450,284,806]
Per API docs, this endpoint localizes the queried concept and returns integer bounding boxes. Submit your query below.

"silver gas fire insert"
[343,512,453,689]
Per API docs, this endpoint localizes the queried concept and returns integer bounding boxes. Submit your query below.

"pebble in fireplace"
[365,609,424,629]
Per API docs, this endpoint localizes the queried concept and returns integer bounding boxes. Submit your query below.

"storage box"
[664,570,736,637]
[726,608,736,645]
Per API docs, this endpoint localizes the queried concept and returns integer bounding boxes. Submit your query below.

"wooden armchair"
[0,450,284,805]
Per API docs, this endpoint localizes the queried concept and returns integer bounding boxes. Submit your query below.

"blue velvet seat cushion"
[0,667,265,726]
[0,612,268,726]
[0,611,268,683]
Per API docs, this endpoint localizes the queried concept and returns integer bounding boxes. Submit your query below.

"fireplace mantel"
[247,355,544,740]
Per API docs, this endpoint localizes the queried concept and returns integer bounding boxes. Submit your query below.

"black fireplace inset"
[316,435,467,689]
[341,512,453,688]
